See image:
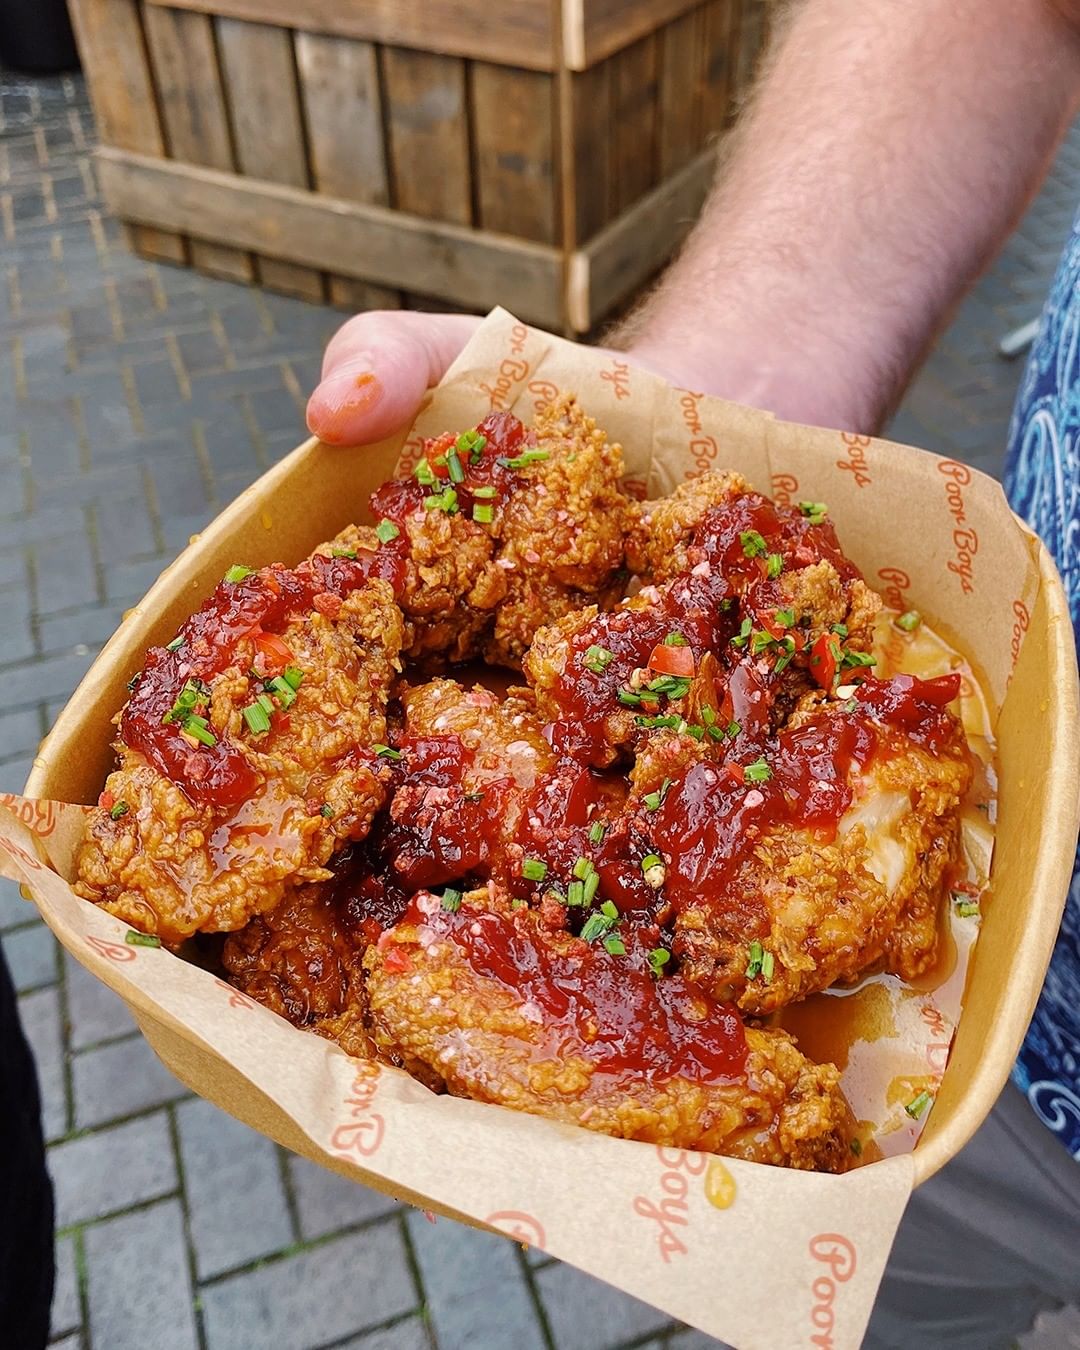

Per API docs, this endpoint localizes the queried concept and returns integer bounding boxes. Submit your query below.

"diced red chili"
[647,643,696,678]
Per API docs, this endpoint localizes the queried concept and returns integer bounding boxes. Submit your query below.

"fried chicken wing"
[365,893,855,1171]
[637,675,973,1013]
[75,563,404,946]
[367,398,638,669]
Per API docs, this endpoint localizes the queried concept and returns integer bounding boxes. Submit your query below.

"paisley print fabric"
[1005,209,1080,1158]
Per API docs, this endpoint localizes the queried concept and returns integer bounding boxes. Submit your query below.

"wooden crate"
[70,0,772,331]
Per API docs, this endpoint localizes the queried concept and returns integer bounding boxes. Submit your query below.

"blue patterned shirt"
[1004,209,1080,1157]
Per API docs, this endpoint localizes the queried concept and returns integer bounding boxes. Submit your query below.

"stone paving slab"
[0,64,1077,1350]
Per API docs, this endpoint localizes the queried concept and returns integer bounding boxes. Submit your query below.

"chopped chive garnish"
[521,858,548,882]
[441,888,462,913]
[642,777,672,812]
[798,500,828,524]
[472,485,497,499]
[583,870,600,904]
[127,672,141,693]
[414,458,436,487]
[731,617,753,649]
[588,821,606,845]
[511,897,527,910]
[831,623,849,637]
[751,630,775,655]
[617,689,642,707]
[166,636,185,651]
[896,609,922,633]
[684,723,705,741]
[775,607,796,628]
[267,676,298,708]
[727,720,741,738]
[841,649,876,670]
[955,895,980,918]
[635,714,680,730]
[744,756,772,783]
[582,645,615,675]
[765,553,783,579]
[109,800,129,820]
[841,696,859,713]
[500,449,550,469]
[472,504,494,524]
[446,448,465,483]
[602,935,626,956]
[333,547,358,559]
[424,487,459,514]
[646,674,691,699]
[163,678,209,724]
[850,1138,863,1157]
[648,947,671,977]
[641,854,662,875]
[182,715,217,747]
[320,804,334,818]
[581,902,620,942]
[224,565,255,583]
[600,900,618,920]
[282,666,304,691]
[573,856,593,880]
[375,519,400,544]
[905,1090,933,1119]
[760,950,775,982]
[456,429,487,463]
[567,880,586,906]
[701,707,716,726]
[374,744,402,761]
[242,701,272,735]
[745,939,764,979]
[125,930,161,948]
[739,529,767,558]
[662,631,688,646]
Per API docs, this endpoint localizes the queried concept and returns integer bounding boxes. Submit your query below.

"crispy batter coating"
[222,880,374,1059]
[364,895,855,1171]
[626,471,749,578]
[670,715,972,1014]
[75,580,404,946]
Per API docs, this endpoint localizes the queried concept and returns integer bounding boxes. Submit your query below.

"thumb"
[306,311,482,447]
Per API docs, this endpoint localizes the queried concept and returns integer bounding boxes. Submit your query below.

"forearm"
[616,0,1080,431]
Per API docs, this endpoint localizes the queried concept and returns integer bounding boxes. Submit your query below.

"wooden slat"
[142,5,254,282]
[569,145,719,330]
[611,35,659,214]
[216,19,325,301]
[382,47,472,227]
[658,6,705,177]
[295,30,400,311]
[66,0,185,262]
[564,0,700,70]
[95,147,564,328]
[735,0,768,99]
[700,0,736,135]
[569,60,613,246]
[144,0,557,71]
[471,64,558,245]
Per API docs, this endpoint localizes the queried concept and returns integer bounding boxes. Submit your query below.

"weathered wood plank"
[735,0,769,100]
[144,0,557,71]
[700,0,736,135]
[569,60,613,245]
[295,30,399,311]
[569,145,719,330]
[66,0,185,261]
[382,47,472,227]
[658,6,705,177]
[611,35,659,213]
[471,63,558,245]
[564,0,700,70]
[96,147,564,327]
[142,4,254,281]
[216,18,325,301]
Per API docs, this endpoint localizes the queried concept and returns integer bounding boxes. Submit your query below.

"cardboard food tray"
[5,309,1079,1349]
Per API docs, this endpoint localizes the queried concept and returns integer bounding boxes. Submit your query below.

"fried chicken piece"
[365,893,855,1171]
[75,570,404,947]
[222,879,374,1059]
[626,470,749,578]
[640,675,973,1013]
[366,399,638,669]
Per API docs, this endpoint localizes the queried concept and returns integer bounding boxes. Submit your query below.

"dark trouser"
[0,941,54,1350]
[865,1083,1080,1348]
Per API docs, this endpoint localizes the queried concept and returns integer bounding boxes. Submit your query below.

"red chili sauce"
[121,550,403,808]
[403,900,748,1083]
[369,411,530,527]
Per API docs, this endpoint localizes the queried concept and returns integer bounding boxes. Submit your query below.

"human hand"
[305,310,696,448]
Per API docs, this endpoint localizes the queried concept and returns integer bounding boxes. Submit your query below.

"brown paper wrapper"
[5,309,1080,1350]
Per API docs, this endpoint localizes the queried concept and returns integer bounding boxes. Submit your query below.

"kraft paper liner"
[4,308,1078,1349]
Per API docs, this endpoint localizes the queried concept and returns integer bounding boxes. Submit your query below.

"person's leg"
[0,939,55,1349]
[865,1082,1080,1349]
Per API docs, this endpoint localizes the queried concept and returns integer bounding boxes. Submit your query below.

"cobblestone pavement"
[1,70,1077,1350]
